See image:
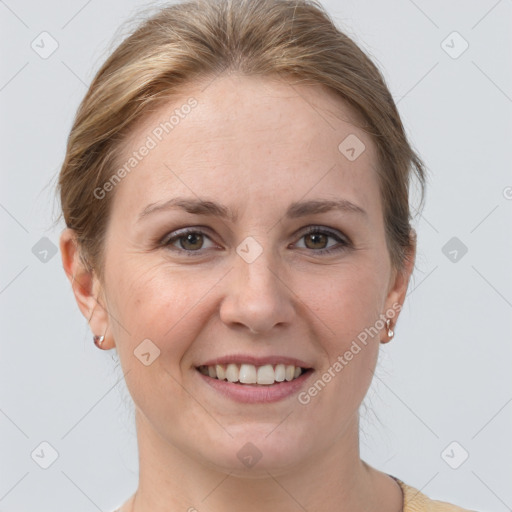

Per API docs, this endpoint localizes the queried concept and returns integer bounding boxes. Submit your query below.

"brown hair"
[58,0,426,277]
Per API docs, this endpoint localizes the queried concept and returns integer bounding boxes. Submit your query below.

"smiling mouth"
[196,363,312,385]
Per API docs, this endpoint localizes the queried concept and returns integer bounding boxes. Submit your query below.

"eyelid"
[159,226,219,252]
[293,225,350,252]
[160,225,214,243]
[299,225,348,240]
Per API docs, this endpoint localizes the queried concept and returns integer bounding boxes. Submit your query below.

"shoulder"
[392,476,478,512]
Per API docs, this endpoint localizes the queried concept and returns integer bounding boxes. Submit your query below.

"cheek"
[104,256,225,359]
[295,263,384,402]
[106,249,386,360]
[298,262,385,342]
[103,261,218,422]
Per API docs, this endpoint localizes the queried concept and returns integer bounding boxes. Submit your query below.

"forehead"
[111,72,381,218]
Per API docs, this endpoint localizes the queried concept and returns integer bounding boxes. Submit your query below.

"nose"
[219,249,295,334]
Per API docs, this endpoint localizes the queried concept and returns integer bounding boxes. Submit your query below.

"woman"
[58,0,476,510]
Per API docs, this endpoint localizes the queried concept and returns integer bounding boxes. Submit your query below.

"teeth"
[275,363,286,382]
[198,363,305,385]
[256,364,275,385]
[215,364,226,380]
[239,363,257,384]
[225,363,239,383]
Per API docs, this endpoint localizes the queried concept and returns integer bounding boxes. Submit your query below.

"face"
[75,73,411,474]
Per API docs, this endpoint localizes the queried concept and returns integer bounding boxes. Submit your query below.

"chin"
[194,429,313,476]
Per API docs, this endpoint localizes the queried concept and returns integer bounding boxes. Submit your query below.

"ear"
[59,228,113,349]
[382,228,416,339]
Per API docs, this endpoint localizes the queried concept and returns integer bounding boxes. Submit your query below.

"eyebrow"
[137,197,367,222]
[138,198,238,222]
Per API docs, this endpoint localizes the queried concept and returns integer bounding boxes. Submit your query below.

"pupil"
[306,233,326,249]
[182,233,202,250]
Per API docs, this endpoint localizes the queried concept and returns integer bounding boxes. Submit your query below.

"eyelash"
[160,226,350,256]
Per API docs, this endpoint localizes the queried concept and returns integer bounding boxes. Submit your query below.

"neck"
[121,409,401,512]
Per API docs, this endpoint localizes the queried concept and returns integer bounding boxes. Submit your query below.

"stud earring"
[386,318,394,339]
[93,335,105,349]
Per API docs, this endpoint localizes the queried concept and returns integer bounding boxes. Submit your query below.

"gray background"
[1,0,511,511]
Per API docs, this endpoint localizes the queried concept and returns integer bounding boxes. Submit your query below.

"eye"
[161,228,217,252]
[294,227,349,254]
[159,226,349,256]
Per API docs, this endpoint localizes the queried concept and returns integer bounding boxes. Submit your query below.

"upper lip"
[197,354,313,369]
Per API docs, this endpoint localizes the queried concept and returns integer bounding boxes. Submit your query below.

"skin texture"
[61,72,414,512]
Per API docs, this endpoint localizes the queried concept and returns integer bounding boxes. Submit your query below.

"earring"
[93,335,106,349]
[386,318,394,339]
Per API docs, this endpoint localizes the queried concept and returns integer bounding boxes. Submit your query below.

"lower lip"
[196,369,314,403]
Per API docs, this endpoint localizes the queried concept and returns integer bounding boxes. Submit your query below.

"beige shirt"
[112,476,477,512]
[392,476,476,511]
